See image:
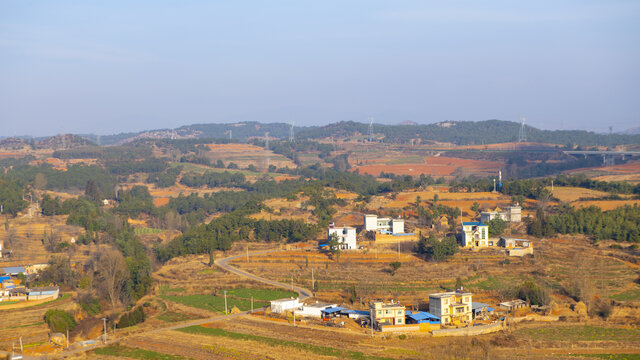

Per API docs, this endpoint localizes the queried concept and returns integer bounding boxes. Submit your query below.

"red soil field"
[0,152,25,159]
[352,156,502,177]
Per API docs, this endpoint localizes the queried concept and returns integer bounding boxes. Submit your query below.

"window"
[397,318,403,324]
[444,308,448,314]
[444,299,448,304]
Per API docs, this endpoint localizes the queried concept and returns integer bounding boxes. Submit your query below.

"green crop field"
[222,288,296,301]
[162,294,268,313]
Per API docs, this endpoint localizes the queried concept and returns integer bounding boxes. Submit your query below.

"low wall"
[432,322,503,337]
[379,324,420,333]
[507,248,533,257]
[510,315,559,323]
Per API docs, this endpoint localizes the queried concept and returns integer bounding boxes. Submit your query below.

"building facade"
[460,222,489,247]
[429,291,473,325]
[327,226,357,250]
[270,297,300,314]
[480,205,521,223]
[369,301,405,328]
[364,215,404,234]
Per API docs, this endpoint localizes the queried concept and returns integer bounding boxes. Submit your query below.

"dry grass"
[549,186,612,203]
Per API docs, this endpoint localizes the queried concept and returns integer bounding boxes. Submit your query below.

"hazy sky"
[1,1,638,136]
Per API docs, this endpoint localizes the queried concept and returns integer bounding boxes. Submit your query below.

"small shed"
[500,299,527,311]
[471,302,495,319]
[405,311,440,324]
[321,306,346,319]
[340,309,370,319]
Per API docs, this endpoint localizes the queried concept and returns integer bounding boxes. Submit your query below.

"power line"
[518,117,527,142]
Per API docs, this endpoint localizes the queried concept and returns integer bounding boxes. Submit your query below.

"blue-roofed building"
[340,309,370,319]
[321,306,347,318]
[405,311,441,324]
[460,222,489,248]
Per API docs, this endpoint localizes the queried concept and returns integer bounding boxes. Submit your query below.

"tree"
[85,179,100,201]
[389,261,402,276]
[488,218,507,237]
[455,277,464,290]
[34,172,48,190]
[471,202,480,215]
[415,235,459,261]
[327,233,341,259]
[94,247,129,310]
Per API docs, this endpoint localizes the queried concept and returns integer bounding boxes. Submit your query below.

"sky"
[1,1,639,136]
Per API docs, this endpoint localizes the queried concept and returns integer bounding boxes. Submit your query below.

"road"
[215,249,313,300]
[12,249,311,359]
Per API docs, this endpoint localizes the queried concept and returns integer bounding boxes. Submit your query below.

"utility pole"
[311,268,314,293]
[20,336,23,353]
[291,276,294,291]
[246,246,249,262]
[224,290,228,315]
[551,179,554,191]
[102,318,107,343]
[397,239,400,259]
[251,296,254,313]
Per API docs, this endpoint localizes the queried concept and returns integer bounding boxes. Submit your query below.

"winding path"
[215,249,313,301]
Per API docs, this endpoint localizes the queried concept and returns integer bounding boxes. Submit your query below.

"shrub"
[44,309,76,332]
[116,306,146,328]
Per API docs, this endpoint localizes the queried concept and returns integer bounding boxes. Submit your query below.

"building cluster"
[269,289,514,333]
[325,214,416,250]
[1,266,59,303]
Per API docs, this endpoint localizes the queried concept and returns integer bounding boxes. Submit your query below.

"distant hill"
[296,120,640,147]
[64,120,640,147]
[80,122,316,145]
[619,126,640,135]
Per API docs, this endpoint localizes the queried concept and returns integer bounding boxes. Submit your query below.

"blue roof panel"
[406,311,440,321]
[321,306,347,314]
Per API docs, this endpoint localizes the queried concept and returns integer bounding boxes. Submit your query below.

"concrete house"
[429,291,473,325]
[270,297,300,314]
[460,222,489,248]
[498,237,533,257]
[327,226,357,250]
[364,215,404,234]
[480,205,521,223]
[370,300,405,328]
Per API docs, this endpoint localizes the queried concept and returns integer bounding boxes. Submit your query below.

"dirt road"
[215,249,313,300]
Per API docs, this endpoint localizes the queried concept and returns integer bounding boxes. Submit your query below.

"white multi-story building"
[429,291,473,325]
[328,226,357,250]
[363,215,404,234]
[480,205,521,223]
[460,222,489,248]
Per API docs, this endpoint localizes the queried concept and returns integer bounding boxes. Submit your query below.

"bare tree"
[94,247,129,310]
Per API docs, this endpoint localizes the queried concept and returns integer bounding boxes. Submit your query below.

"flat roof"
[2,266,26,274]
[328,226,356,230]
[429,291,472,298]
[304,302,336,309]
[271,297,298,303]
[406,311,440,321]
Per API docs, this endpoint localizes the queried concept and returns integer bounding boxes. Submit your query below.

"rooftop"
[462,222,487,227]
[429,291,473,298]
[304,302,337,309]
[271,297,298,304]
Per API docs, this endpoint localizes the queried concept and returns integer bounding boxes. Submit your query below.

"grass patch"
[197,268,216,274]
[516,325,640,342]
[23,341,44,348]
[162,294,268,313]
[177,326,393,360]
[387,155,425,165]
[469,276,511,291]
[159,285,185,296]
[610,285,640,301]
[0,301,20,306]
[569,355,640,360]
[94,345,188,360]
[156,311,200,322]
